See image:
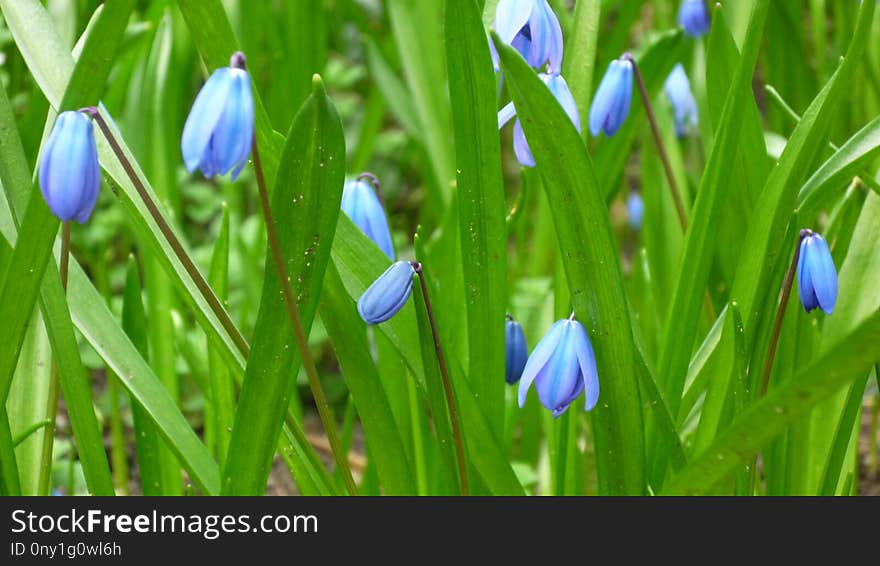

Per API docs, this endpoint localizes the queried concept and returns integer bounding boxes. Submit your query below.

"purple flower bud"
[505,317,529,384]
[678,0,711,37]
[797,231,838,314]
[357,261,416,324]
[181,52,254,180]
[491,0,564,74]
[589,58,634,138]
[342,178,395,260]
[627,193,644,230]
[39,110,101,223]
[664,64,699,138]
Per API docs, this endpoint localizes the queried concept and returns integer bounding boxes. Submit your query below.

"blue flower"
[490,0,564,74]
[664,64,699,138]
[357,261,416,324]
[678,0,710,37]
[498,73,580,167]
[39,110,101,223]
[797,231,838,314]
[505,317,529,384]
[589,58,634,138]
[181,52,254,180]
[342,178,395,260]
[627,192,644,230]
[518,317,600,418]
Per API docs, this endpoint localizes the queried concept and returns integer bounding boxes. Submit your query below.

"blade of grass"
[222,78,346,495]
[121,258,164,496]
[663,308,880,495]
[648,1,769,487]
[444,0,507,437]
[207,206,234,464]
[818,373,869,495]
[563,0,600,139]
[494,33,646,495]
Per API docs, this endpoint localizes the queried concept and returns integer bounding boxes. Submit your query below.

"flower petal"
[512,119,535,167]
[518,319,566,407]
[571,321,600,411]
[181,67,235,174]
[807,234,838,314]
[534,321,581,415]
[498,101,517,130]
[357,261,415,324]
[494,0,534,44]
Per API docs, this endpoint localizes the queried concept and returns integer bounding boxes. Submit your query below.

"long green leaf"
[495,34,645,495]
[649,1,769,486]
[223,77,345,495]
[444,0,507,437]
[663,309,880,495]
[562,0,600,138]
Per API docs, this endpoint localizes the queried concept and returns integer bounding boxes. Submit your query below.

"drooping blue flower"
[627,192,644,230]
[505,317,529,385]
[797,231,838,315]
[498,73,580,167]
[39,110,101,223]
[490,0,564,74]
[181,51,254,180]
[342,178,395,260]
[518,317,600,418]
[678,0,711,37]
[664,64,699,138]
[357,261,416,324]
[589,58,634,138]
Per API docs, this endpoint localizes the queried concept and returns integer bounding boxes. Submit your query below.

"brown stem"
[758,229,810,397]
[37,222,71,495]
[84,107,250,360]
[412,262,469,495]
[624,53,688,232]
[252,139,358,496]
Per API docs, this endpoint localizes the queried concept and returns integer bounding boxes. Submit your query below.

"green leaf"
[796,115,880,219]
[222,77,346,495]
[662,309,880,495]
[319,264,416,495]
[444,0,507,436]
[562,0,600,138]
[494,34,646,494]
[649,1,769,486]
[121,258,164,496]
[0,407,21,495]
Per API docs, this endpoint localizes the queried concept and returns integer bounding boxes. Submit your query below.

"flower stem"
[252,139,358,496]
[37,221,71,495]
[412,262,469,495]
[758,229,810,398]
[624,54,688,232]
[83,107,250,360]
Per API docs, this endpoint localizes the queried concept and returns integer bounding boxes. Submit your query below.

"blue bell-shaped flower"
[357,261,416,324]
[518,317,600,418]
[490,0,564,74]
[678,0,710,37]
[341,177,395,260]
[181,51,254,180]
[589,58,634,138]
[664,64,699,138]
[498,73,580,167]
[505,316,529,384]
[797,230,838,315]
[627,192,644,230]
[39,110,101,223]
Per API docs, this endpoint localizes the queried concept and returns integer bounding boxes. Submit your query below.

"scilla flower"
[498,73,580,167]
[678,0,710,37]
[797,230,838,314]
[664,64,699,138]
[342,177,395,260]
[589,57,633,138]
[490,0,564,74]
[39,110,101,223]
[181,51,254,180]
[358,261,416,324]
[505,316,528,385]
[627,192,644,230]
[518,315,600,418]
